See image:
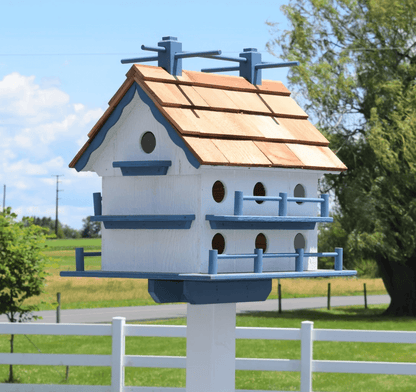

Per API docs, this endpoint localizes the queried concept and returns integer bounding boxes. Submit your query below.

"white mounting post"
[186,303,236,392]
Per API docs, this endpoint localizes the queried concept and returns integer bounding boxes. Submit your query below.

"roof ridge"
[130,64,292,96]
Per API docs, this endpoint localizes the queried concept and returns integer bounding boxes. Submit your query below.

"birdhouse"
[61,37,356,304]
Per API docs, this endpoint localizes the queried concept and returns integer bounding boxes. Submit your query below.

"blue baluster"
[234,191,244,216]
[75,248,85,272]
[295,248,304,272]
[254,248,263,273]
[279,192,288,216]
[93,192,102,216]
[208,249,218,275]
[321,194,329,218]
[335,248,343,271]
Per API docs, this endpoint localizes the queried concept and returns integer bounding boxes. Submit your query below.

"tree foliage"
[268,0,416,315]
[27,216,81,239]
[81,216,101,238]
[0,208,49,382]
[0,209,49,322]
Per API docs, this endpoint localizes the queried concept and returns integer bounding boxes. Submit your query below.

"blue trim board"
[113,160,172,176]
[206,215,333,230]
[90,214,195,229]
[60,269,357,281]
[75,82,200,172]
[148,279,273,304]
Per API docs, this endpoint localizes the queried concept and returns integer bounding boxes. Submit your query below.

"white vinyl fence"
[1,317,416,392]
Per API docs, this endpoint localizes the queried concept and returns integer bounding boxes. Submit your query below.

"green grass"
[46,238,101,251]
[1,306,415,391]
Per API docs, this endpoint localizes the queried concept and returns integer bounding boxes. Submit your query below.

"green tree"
[27,216,81,239]
[0,208,49,382]
[81,216,101,238]
[268,0,416,315]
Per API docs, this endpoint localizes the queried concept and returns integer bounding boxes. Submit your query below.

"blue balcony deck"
[206,215,333,230]
[90,214,195,229]
[60,269,357,281]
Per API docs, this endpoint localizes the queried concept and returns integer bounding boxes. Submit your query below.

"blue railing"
[233,191,329,217]
[75,247,102,272]
[208,247,343,275]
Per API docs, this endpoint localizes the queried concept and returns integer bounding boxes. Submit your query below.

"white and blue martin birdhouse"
[61,37,356,304]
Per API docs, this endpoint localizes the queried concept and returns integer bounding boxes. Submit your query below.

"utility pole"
[2,185,5,213]
[52,175,63,237]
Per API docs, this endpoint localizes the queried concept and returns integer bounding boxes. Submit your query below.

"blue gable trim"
[74,82,200,172]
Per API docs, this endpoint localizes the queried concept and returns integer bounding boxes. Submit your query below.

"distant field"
[46,238,101,250]
[29,239,388,311]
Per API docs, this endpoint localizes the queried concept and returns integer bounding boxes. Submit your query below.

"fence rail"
[233,191,329,217]
[1,318,415,392]
[208,247,343,275]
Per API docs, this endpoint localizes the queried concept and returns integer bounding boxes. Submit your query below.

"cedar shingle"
[211,139,272,166]
[142,81,190,106]
[278,118,329,145]
[287,144,347,171]
[254,142,304,168]
[183,136,229,164]
[259,94,308,118]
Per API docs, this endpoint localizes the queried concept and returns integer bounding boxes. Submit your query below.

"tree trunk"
[377,256,416,316]
[7,334,14,383]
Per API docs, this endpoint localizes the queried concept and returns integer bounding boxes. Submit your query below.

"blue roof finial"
[239,48,262,85]
[201,48,300,85]
[121,36,221,77]
[157,36,183,76]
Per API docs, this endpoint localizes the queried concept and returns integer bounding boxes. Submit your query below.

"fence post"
[364,283,368,309]
[327,283,331,310]
[56,292,61,324]
[300,321,314,392]
[112,317,125,392]
[278,279,282,314]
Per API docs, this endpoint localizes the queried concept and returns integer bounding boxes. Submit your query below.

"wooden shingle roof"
[70,64,346,171]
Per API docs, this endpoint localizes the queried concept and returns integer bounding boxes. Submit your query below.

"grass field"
[24,239,388,310]
[1,305,415,391]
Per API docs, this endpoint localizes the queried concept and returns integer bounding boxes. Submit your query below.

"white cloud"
[0,72,103,229]
[74,103,85,112]
[0,73,70,118]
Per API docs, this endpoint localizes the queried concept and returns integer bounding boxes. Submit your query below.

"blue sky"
[1,0,291,229]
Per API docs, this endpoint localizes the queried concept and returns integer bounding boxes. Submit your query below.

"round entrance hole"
[141,132,156,154]
[253,182,266,204]
[294,184,305,205]
[212,233,226,254]
[255,233,267,252]
[212,181,225,203]
[294,233,306,250]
